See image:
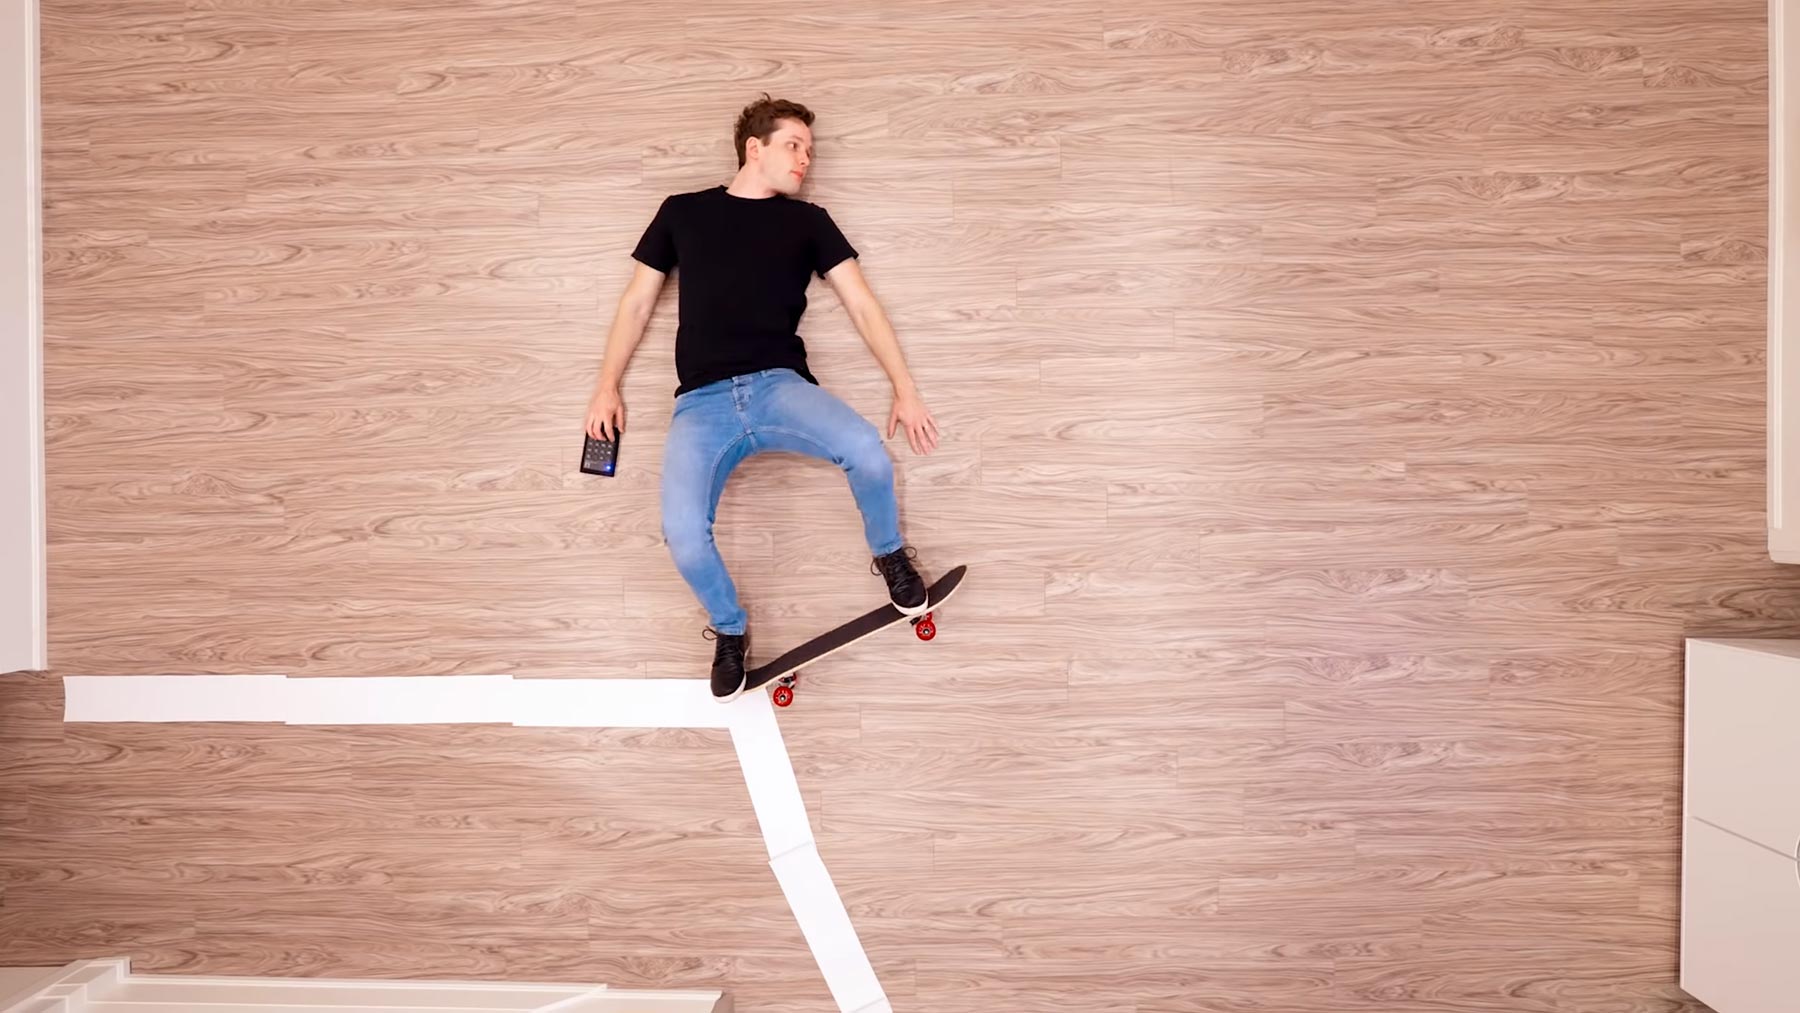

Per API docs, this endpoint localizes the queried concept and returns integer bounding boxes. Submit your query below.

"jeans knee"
[662,512,713,568]
[843,427,893,479]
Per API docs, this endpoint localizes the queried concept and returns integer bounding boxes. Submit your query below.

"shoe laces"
[701,627,745,655]
[871,545,919,579]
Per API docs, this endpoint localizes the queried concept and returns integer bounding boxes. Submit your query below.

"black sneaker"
[871,546,928,616]
[703,627,749,702]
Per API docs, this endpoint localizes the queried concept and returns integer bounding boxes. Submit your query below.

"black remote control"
[581,428,619,477]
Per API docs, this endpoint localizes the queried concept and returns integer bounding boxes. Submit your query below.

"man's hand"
[587,384,625,441]
[888,388,940,455]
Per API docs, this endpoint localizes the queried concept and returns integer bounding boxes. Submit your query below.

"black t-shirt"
[630,184,860,397]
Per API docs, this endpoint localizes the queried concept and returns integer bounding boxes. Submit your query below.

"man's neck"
[725,167,779,199]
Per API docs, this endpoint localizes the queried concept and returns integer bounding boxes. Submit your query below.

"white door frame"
[2,0,47,672]
[1771,0,1800,561]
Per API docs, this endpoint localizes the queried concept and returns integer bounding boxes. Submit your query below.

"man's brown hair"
[733,93,815,168]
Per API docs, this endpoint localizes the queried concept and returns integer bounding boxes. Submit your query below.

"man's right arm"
[597,261,668,389]
[586,262,668,440]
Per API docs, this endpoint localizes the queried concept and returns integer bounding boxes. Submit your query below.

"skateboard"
[742,564,969,707]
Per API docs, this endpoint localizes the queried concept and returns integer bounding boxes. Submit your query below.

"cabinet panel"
[1680,817,1800,1013]
[1684,639,1800,858]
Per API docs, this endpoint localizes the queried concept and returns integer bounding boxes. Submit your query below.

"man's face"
[753,119,813,194]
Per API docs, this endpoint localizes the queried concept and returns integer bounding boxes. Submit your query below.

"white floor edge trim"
[61,674,887,1013]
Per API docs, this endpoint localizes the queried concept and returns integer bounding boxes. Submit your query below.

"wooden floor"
[9,0,1789,1009]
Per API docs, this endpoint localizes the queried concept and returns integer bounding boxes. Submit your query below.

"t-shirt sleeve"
[811,205,859,278]
[630,196,678,273]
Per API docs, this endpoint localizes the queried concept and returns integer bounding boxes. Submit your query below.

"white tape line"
[512,678,736,729]
[60,674,886,1013]
[726,690,815,860]
[731,695,886,1013]
[63,675,287,722]
[285,675,514,725]
[769,841,887,1013]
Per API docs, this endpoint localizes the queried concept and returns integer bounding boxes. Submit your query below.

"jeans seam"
[757,425,859,463]
[706,432,751,521]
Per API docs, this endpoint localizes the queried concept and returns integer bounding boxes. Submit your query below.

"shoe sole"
[892,594,929,617]
[713,672,748,704]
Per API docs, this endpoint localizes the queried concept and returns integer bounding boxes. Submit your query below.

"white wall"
[0,0,45,674]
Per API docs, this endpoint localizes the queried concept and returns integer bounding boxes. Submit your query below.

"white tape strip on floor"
[512,678,736,729]
[769,841,890,1013]
[60,674,888,1013]
[728,692,816,860]
[62,674,287,722]
[286,675,515,725]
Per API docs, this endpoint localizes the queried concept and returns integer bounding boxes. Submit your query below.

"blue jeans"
[661,368,904,635]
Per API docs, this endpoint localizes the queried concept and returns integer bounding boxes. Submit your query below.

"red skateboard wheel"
[773,685,794,707]
[915,621,936,641]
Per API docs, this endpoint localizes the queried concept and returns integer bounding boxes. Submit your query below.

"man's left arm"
[825,258,940,456]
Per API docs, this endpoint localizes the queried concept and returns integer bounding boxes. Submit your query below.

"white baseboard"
[0,958,730,1013]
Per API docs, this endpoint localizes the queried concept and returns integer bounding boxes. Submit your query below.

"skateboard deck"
[742,564,968,707]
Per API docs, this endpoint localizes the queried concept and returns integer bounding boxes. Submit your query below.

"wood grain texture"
[13,0,1784,1009]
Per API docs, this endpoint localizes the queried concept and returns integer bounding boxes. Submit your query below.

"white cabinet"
[1681,639,1800,1012]
[1681,818,1800,1013]
[1683,639,1800,855]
